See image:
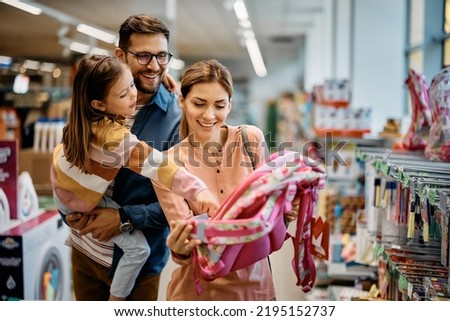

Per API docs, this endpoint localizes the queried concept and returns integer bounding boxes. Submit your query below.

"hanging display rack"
[357,146,450,299]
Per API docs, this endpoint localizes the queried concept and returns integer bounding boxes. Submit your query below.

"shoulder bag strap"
[241,125,275,275]
[240,125,256,169]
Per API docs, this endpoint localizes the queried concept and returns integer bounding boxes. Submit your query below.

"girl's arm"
[153,171,197,266]
[105,127,218,214]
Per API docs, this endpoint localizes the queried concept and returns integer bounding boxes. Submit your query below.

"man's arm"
[120,202,169,229]
[78,201,168,242]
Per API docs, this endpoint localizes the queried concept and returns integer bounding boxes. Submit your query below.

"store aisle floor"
[157,228,308,301]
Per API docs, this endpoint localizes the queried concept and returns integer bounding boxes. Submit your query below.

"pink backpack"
[403,68,431,150]
[188,150,327,294]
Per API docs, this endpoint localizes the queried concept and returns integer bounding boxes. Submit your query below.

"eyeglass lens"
[136,52,171,65]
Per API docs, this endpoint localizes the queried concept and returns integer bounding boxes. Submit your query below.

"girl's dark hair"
[63,54,125,173]
[179,59,233,139]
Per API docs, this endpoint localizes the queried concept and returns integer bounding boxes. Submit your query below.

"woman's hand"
[166,220,201,257]
[284,204,299,223]
[284,196,301,223]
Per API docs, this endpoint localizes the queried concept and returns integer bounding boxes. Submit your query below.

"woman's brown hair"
[179,59,234,139]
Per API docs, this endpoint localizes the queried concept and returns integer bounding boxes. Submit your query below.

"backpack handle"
[193,192,289,243]
[212,169,268,220]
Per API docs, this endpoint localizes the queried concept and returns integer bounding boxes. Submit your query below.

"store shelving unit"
[356,146,450,300]
[326,261,377,281]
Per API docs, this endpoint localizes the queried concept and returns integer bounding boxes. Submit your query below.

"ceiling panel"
[0,0,324,79]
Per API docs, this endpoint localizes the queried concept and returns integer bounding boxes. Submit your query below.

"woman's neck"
[188,126,228,152]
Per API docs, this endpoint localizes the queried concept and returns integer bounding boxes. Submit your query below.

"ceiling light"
[245,38,267,78]
[232,0,267,77]
[62,37,110,56]
[233,0,248,21]
[69,41,90,54]
[1,0,42,15]
[40,62,56,73]
[238,20,252,29]
[90,47,110,56]
[76,23,117,44]
[23,59,40,70]
[242,29,255,39]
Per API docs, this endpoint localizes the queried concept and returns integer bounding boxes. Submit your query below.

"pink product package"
[403,68,431,150]
[425,66,450,162]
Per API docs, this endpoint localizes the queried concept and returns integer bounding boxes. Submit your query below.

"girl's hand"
[195,189,220,217]
[162,73,180,95]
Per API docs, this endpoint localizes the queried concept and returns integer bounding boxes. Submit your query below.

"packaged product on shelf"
[402,68,431,150]
[0,140,18,223]
[425,66,450,162]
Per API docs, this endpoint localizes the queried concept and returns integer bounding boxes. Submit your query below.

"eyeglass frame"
[121,48,173,65]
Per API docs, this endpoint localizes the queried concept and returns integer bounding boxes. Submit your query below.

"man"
[65,14,180,300]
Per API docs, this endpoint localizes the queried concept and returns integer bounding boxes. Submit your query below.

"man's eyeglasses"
[122,48,173,65]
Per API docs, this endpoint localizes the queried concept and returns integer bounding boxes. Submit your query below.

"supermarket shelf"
[328,285,370,301]
[327,262,377,281]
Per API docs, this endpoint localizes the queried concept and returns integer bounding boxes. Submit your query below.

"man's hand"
[79,208,121,242]
[66,212,93,230]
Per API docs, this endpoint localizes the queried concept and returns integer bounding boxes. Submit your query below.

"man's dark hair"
[118,14,170,49]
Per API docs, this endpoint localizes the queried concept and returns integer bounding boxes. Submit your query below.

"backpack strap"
[242,125,275,274]
[290,188,316,292]
[210,170,267,220]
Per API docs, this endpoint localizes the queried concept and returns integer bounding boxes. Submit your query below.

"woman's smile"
[198,121,216,129]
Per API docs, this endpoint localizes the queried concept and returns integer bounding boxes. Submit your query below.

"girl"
[50,54,219,300]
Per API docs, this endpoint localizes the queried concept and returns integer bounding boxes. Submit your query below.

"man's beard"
[135,77,160,95]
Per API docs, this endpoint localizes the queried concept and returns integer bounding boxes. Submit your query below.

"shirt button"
[220,190,224,194]
[216,169,220,173]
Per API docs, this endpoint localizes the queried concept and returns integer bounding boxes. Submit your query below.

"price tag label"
[408,282,413,299]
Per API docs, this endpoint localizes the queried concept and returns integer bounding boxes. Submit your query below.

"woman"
[154,59,296,300]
